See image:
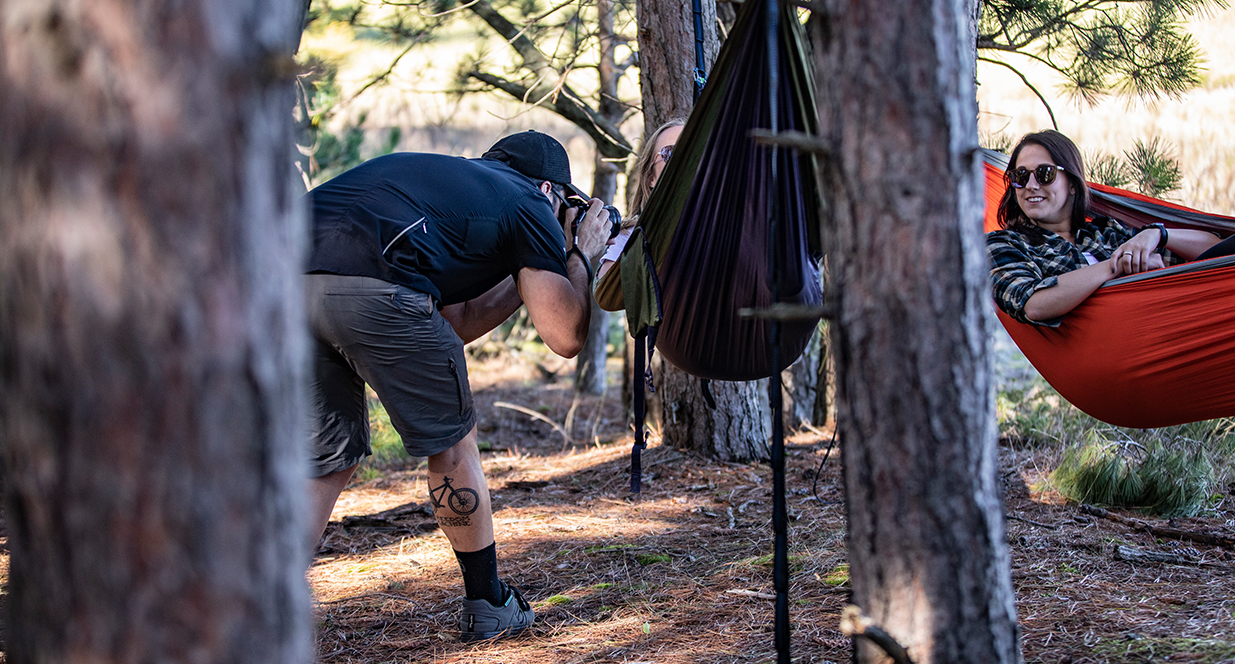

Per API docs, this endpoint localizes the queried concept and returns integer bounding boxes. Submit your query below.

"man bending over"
[304,130,609,642]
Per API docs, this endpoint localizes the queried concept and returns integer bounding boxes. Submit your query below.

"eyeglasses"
[657,144,674,165]
[1011,164,1067,189]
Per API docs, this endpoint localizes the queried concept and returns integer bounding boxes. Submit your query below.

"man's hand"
[568,198,611,263]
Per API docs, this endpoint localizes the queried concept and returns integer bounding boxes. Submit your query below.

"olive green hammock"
[594,0,823,382]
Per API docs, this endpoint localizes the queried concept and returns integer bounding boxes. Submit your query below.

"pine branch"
[978,56,1059,129]
[312,41,418,125]
[465,0,631,157]
[980,0,1224,103]
[468,70,632,158]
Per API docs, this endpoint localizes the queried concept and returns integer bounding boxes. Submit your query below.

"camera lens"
[603,205,622,239]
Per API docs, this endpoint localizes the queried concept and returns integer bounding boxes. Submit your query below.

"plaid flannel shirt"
[986,217,1175,327]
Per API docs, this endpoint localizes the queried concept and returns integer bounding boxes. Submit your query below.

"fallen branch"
[504,480,550,491]
[1113,544,1233,569]
[336,501,436,532]
[1113,544,1192,566]
[1080,504,1235,549]
[726,588,777,600]
[840,605,914,664]
[1007,514,1060,530]
[494,400,571,446]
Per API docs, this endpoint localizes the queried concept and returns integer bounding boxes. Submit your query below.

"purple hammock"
[593,0,823,382]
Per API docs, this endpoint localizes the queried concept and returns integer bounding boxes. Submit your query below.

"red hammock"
[982,151,1235,428]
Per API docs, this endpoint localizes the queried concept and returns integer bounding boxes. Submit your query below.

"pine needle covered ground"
[308,351,1235,664]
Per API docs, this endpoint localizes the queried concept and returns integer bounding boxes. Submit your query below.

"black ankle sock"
[454,543,505,605]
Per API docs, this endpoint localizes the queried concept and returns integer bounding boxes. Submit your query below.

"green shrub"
[1047,436,1215,517]
[352,391,414,482]
[997,378,1235,493]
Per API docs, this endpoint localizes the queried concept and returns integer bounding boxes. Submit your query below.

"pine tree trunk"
[577,282,612,396]
[636,0,719,127]
[0,1,312,661]
[811,323,837,428]
[810,0,1021,662]
[576,151,617,396]
[784,328,822,430]
[659,372,771,461]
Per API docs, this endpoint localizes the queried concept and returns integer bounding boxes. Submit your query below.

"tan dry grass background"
[302,11,642,190]
[977,5,1235,215]
[308,5,1235,213]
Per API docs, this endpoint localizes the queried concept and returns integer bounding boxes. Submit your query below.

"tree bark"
[636,0,769,461]
[810,0,1021,662]
[576,154,617,395]
[637,0,719,124]
[660,373,771,461]
[784,327,823,430]
[575,0,624,396]
[0,0,312,661]
[811,323,837,428]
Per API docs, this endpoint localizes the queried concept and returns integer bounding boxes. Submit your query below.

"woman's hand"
[1112,234,1166,276]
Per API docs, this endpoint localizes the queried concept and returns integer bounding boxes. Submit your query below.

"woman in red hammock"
[986,130,1223,326]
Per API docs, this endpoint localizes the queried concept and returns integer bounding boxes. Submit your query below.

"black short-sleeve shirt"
[306,152,569,305]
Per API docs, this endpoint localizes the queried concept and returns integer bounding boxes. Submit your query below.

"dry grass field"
[306,5,1235,213]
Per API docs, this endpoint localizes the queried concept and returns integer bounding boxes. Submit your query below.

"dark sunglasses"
[657,144,674,164]
[1010,164,1067,189]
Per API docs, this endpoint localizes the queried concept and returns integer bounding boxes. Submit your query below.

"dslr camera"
[564,195,623,240]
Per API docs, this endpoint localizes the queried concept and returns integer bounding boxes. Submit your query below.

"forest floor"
[310,351,1235,664]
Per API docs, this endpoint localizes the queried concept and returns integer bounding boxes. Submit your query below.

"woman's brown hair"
[625,118,687,226]
[996,129,1090,237]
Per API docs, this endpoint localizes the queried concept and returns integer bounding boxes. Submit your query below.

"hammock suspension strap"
[691,0,707,101]
[629,326,657,493]
[630,233,663,494]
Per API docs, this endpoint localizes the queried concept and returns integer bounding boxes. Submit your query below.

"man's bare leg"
[427,426,505,604]
[428,426,494,551]
[428,425,533,641]
[307,464,358,552]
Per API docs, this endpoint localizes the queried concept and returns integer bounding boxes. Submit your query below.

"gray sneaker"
[457,584,535,642]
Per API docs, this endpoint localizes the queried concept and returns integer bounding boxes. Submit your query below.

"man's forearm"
[440,277,523,343]
[565,249,594,341]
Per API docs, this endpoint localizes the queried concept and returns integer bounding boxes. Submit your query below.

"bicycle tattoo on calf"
[430,475,480,528]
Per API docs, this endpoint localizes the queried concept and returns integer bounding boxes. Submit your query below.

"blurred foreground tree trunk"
[811,0,1021,662]
[637,0,771,462]
[0,0,312,661]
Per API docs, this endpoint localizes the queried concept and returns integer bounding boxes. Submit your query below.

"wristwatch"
[1142,222,1169,254]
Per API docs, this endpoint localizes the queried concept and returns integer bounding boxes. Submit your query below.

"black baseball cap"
[482,130,588,199]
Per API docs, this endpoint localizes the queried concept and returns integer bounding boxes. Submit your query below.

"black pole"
[764,0,789,662]
[630,333,647,493]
